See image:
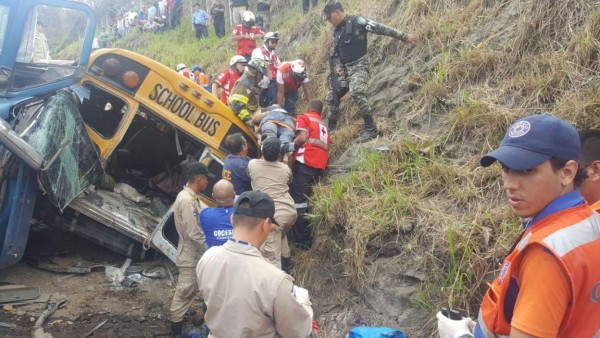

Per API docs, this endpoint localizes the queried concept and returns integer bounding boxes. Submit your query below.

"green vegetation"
[112,0,600,334]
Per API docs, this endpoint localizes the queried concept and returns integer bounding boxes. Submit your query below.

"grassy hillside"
[115,0,600,335]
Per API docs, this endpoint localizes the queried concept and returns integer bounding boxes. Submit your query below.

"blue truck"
[0,0,258,269]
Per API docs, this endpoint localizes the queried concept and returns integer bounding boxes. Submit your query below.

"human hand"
[435,311,474,338]
[335,66,345,77]
[405,33,420,46]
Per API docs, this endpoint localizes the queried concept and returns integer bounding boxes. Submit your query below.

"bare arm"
[294,130,307,146]
[277,83,285,107]
[302,83,312,103]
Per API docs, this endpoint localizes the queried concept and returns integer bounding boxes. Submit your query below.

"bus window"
[12,5,88,91]
[80,83,129,139]
[0,5,9,57]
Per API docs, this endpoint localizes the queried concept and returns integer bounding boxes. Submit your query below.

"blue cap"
[480,114,580,171]
[192,65,201,72]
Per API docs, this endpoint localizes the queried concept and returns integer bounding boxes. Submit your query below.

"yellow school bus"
[26,49,258,262]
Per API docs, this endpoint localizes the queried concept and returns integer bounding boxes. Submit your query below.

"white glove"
[258,75,270,89]
[292,285,313,319]
[435,311,474,338]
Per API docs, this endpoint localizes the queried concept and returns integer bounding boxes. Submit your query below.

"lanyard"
[229,238,252,246]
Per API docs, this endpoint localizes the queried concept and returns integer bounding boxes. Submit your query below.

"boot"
[281,256,294,274]
[327,117,338,131]
[171,321,183,338]
[356,115,378,143]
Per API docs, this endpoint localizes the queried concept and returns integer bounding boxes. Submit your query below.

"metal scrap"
[36,261,105,274]
[0,284,40,304]
[0,322,17,328]
[81,319,108,338]
[32,293,66,338]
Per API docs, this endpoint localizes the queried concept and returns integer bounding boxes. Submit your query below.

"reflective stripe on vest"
[478,205,600,337]
[307,117,328,150]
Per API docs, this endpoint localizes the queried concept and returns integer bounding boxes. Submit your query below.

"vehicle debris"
[32,293,67,338]
[0,284,40,304]
[82,319,108,338]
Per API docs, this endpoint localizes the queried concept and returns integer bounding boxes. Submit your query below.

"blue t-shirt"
[222,154,252,195]
[192,10,208,25]
[199,206,234,248]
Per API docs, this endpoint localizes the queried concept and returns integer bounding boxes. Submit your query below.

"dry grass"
[287,0,600,329]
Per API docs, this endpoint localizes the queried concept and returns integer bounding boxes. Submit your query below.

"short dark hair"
[549,157,587,186]
[231,201,263,228]
[225,133,246,154]
[579,129,600,166]
[308,99,323,114]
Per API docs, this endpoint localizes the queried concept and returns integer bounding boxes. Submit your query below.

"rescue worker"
[231,11,264,61]
[222,133,252,196]
[212,55,247,104]
[170,162,213,338]
[199,179,235,248]
[251,31,281,107]
[247,137,297,270]
[290,99,330,250]
[196,190,313,337]
[229,58,268,130]
[578,129,600,211]
[436,114,600,338]
[177,63,195,82]
[255,0,271,31]
[323,0,419,143]
[192,64,209,91]
[276,59,312,116]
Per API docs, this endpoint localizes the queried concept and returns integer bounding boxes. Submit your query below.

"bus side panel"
[0,162,37,268]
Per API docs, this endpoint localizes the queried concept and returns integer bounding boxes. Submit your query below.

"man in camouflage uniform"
[323,0,419,143]
[256,0,271,32]
[229,58,269,130]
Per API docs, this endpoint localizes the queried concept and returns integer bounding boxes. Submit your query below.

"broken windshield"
[22,89,103,210]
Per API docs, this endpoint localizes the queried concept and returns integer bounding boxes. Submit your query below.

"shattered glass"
[22,89,103,210]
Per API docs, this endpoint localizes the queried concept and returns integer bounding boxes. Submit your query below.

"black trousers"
[194,24,208,39]
[213,18,225,37]
[302,0,318,13]
[289,162,324,249]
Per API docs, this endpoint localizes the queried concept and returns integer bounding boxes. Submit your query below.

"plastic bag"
[348,326,406,338]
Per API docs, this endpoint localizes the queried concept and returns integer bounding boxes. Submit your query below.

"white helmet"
[176,63,187,71]
[242,11,255,27]
[264,31,280,42]
[290,59,306,81]
[230,55,248,67]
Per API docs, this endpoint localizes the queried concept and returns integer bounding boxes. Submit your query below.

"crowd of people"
[158,0,600,337]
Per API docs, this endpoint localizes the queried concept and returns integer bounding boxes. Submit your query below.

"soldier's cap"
[480,114,580,171]
[261,136,281,159]
[233,191,278,225]
[323,0,343,20]
[186,162,216,180]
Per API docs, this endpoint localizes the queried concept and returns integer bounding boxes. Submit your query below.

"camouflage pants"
[326,55,371,124]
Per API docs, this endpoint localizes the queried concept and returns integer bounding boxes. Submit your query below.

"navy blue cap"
[234,191,278,225]
[480,114,580,171]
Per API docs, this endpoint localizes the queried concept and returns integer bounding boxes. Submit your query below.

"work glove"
[435,311,474,338]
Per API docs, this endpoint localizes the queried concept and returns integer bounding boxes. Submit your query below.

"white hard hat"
[230,55,248,67]
[242,11,255,23]
[291,60,306,75]
[176,63,187,71]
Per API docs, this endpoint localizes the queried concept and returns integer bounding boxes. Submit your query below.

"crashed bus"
[0,0,258,269]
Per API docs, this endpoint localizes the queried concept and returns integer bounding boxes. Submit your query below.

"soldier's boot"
[171,321,183,338]
[356,115,378,143]
[327,116,338,131]
[281,256,294,274]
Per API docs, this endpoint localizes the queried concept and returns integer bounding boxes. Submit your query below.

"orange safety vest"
[296,112,329,170]
[279,62,302,93]
[477,204,600,337]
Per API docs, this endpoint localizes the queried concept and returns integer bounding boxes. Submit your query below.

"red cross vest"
[279,62,302,93]
[477,204,600,337]
[296,113,329,170]
[260,46,279,79]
